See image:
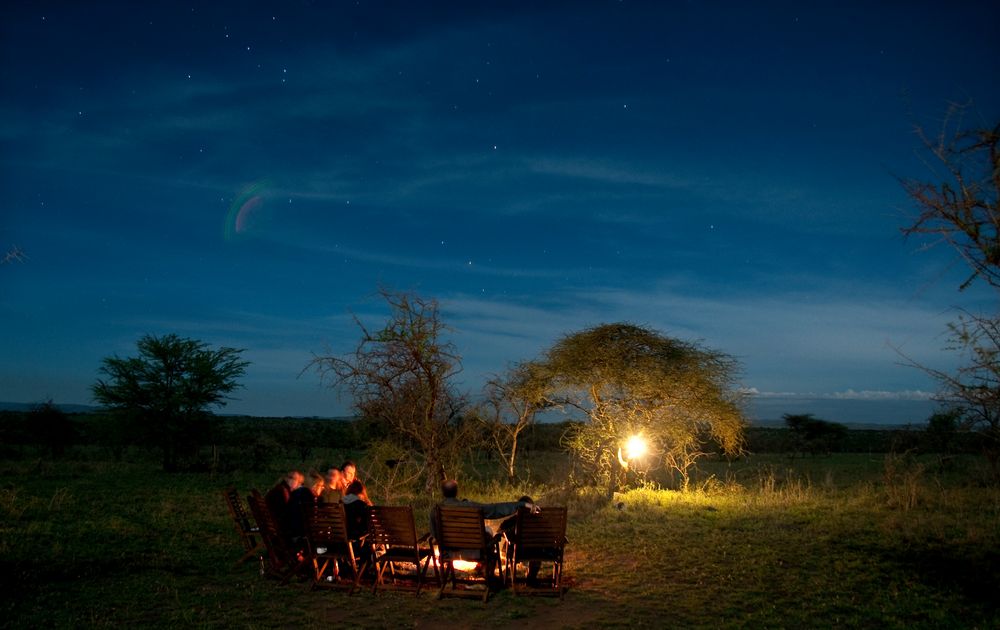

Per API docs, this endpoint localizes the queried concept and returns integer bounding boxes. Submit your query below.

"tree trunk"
[506,436,518,484]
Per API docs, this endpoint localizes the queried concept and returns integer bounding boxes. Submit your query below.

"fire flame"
[434,549,479,572]
[451,559,479,572]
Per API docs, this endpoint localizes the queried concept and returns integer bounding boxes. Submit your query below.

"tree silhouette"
[92,334,249,471]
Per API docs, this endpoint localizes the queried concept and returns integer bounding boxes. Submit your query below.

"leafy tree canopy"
[92,333,249,471]
[536,323,746,491]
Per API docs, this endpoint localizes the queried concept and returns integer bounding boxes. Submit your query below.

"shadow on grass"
[893,545,1000,614]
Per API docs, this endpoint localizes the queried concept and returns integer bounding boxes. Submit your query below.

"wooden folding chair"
[361,505,437,596]
[433,505,498,602]
[222,487,264,569]
[506,506,568,599]
[247,489,306,584]
[307,502,366,594]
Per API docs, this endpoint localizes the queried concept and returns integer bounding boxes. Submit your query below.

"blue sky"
[1,1,998,423]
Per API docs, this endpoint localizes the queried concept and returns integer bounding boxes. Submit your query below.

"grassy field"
[1,450,998,628]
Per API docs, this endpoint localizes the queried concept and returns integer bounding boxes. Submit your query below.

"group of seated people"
[264,460,372,552]
[263,465,541,584]
[431,479,541,584]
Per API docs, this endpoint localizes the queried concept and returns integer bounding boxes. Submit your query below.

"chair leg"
[356,557,372,589]
[438,561,453,599]
[416,554,433,597]
[313,557,330,584]
[235,542,264,567]
[555,561,563,599]
[372,559,387,595]
[510,551,518,596]
[280,556,306,585]
[349,560,362,595]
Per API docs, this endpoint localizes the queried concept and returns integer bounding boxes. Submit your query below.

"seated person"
[342,480,371,541]
[340,460,372,505]
[264,470,303,539]
[286,471,324,545]
[499,495,542,584]
[320,467,342,504]
[429,480,535,576]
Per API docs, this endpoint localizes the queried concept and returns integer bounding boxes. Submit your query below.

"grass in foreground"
[1,453,998,628]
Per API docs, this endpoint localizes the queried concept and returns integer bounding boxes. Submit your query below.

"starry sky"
[2,1,998,423]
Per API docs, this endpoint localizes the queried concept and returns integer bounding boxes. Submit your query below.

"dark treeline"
[0,409,989,468]
[742,426,984,455]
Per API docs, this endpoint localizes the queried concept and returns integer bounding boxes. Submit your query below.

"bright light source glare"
[625,435,647,460]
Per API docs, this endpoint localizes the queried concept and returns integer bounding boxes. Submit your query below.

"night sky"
[2,1,998,422]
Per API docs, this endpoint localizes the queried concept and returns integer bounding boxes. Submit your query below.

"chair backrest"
[223,487,254,533]
[513,506,567,552]
[248,489,296,568]
[434,505,487,556]
[248,490,278,540]
[309,501,354,546]
[368,505,417,548]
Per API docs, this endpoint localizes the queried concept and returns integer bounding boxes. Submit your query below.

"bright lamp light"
[624,435,647,460]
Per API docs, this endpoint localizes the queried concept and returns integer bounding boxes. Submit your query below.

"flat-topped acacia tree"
[536,322,746,493]
[92,334,249,472]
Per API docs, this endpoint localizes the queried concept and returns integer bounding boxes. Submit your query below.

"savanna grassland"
[1,439,998,629]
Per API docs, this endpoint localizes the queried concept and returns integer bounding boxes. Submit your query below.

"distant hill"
[0,401,99,413]
[747,418,914,431]
[0,401,350,421]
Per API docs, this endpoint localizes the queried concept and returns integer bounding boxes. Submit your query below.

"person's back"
[265,471,303,538]
[430,479,530,543]
[286,472,324,547]
[319,467,343,504]
[342,480,370,540]
[430,480,533,582]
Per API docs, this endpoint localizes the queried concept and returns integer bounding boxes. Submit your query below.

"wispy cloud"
[743,387,936,401]
[437,281,961,399]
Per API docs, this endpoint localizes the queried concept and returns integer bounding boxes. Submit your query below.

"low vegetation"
[1,422,998,628]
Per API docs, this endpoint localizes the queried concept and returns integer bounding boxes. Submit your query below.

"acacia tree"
[27,400,78,459]
[480,361,551,483]
[308,290,477,493]
[900,107,1000,479]
[783,413,847,456]
[92,334,249,472]
[537,323,746,494]
[900,112,999,290]
[905,311,1000,476]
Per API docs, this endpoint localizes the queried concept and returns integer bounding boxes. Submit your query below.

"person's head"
[306,471,325,495]
[285,470,304,490]
[341,460,357,484]
[325,467,342,488]
[345,480,364,497]
[441,479,459,499]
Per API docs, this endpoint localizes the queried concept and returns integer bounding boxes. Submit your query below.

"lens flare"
[235,196,263,234]
[224,180,270,241]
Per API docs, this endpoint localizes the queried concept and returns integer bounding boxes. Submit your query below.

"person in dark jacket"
[286,471,324,549]
[264,470,303,539]
[429,480,536,582]
[342,480,371,540]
